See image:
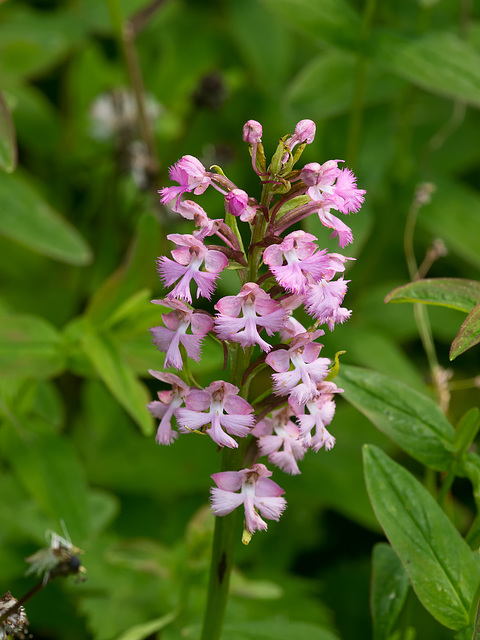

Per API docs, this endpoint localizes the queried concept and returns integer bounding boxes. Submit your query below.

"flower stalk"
[148,119,365,639]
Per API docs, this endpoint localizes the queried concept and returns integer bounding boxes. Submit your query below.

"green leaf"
[0,5,82,80]
[114,611,177,640]
[261,0,361,50]
[450,303,480,360]
[418,180,480,270]
[385,279,480,313]
[454,408,480,453]
[0,314,64,379]
[371,543,410,640]
[81,322,153,436]
[0,172,92,265]
[373,31,480,106]
[228,0,291,92]
[1,426,90,543]
[456,623,476,640]
[364,445,480,630]
[287,51,405,119]
[0,88,17,173]
[222,618,340,640]
[337,365,455,470]
[86,212,160,327]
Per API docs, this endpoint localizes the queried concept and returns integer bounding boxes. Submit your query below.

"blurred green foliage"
[1,0,480,638]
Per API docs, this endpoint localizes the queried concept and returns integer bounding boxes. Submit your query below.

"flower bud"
[242,120,263,144]
[293,119,316,145]
[225,188,248,216]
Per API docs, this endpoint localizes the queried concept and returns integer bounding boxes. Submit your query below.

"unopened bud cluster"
[149,119,365,538]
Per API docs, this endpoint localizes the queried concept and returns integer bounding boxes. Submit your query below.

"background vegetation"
[1,0,480,638]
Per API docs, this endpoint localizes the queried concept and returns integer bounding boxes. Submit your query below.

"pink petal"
[255,476,286,498]
[266,349,291,373]
[204,249,229,273]
[223,394,254,416]
[191,312,214,335]
[210,487,244,515]
[176,407,211,430]
[244,494,268,533]
[211,470,244,492]
[254,495,287,521]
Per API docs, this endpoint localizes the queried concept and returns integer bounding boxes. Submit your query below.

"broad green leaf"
[81,322,153,436]
[450,303,480,360]
[456,623,475,640]
[222,618,340,640]
[287,51,405,119]
[10,83,60,154]
[364,445,480,630]
[1,425,90,543]
[337,365,455,470]
[418,180,480,270]
[0,5,82,80]
[229,0,291,92]
[0,172,92,265]
[0,88,17,173]
[373,31,480,106]
[385,279,480,313]
[371,543,409,640]
[86,212,160,327]
[331,326,427,390]
[0,314,64,379]
[261,0,361,50]
[114,610,177,640]
[454,408,480,453]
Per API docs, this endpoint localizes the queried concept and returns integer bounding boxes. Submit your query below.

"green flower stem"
[199,439,247,640]
[200,207,268,640]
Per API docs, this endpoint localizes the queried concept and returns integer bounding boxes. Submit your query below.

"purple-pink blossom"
[210,463,286,533]
[150,299,214,369]
[292,381,343,452]
[316,205,354,248]
[285,119,316,154]
[243,120,263,175]
[159,155,212,208]
[330,168,366,214]
[266,331,330,405]
[214,282,286,352]
[253,406,306,475]
[300,161,365,215]
[263,230,334,294]
[147,370,190,445]
[304,278,351,331]
[157,234,228,303]
[225,188,257,222]
[176,381,255,448]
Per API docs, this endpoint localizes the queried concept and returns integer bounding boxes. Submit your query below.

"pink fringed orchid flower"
[214,282,286,352]
[176,381,255,448]
[150,299,214,369]
[253,407,306,475]
[210,463,286,533]
[266,331,330,405]
[147,370,190,445]
[157,234,228,303]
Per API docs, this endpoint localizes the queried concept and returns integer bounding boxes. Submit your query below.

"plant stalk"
[200,198,269,640]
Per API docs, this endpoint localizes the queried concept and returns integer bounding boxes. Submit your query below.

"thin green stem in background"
[403,186,448,410]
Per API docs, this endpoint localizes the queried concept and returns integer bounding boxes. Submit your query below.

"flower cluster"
[149,119,365,539]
